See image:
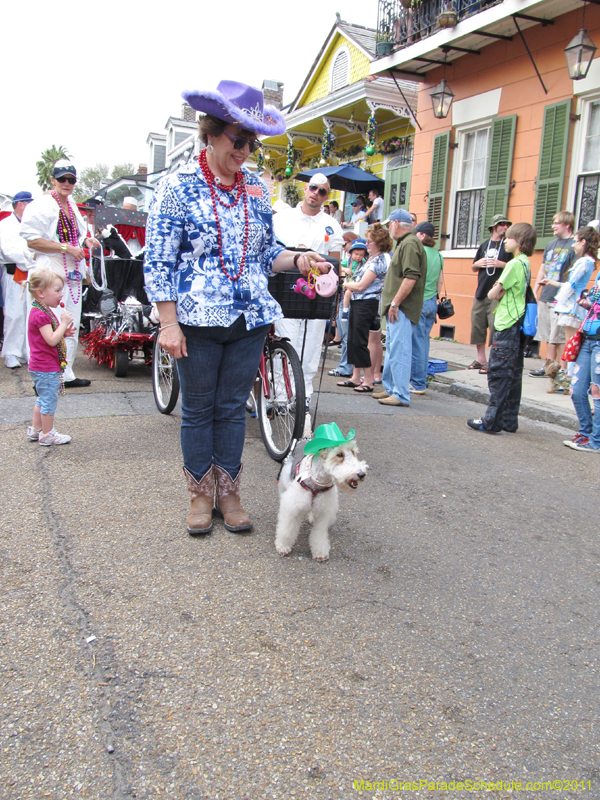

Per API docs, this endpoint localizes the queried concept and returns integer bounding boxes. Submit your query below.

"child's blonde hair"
[28,267,65,298]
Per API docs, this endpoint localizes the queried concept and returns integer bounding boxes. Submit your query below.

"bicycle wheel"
[258,339,305,461]
[152,333,180,414]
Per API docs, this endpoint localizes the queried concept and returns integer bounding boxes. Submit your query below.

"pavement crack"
[38,454,134,799]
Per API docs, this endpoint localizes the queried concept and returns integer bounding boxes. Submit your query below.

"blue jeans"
[336,311,353,375]
[382,308,414,405]
[177,316,269,481]
[30,370,61,415]
[571,337,600,449]
[410,297,437,391]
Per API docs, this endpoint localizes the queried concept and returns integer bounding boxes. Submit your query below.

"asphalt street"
[1,350,598,800]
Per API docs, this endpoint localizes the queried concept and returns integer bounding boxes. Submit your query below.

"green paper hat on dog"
[303,422,355,455]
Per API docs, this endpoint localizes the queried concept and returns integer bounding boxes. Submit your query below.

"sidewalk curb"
[428,379,578,431]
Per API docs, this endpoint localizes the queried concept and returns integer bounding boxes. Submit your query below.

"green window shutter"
[482,114,517,229]
[427,131,450,248]
[533,99,572,249]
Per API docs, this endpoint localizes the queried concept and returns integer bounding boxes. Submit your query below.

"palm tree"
[36,145,71,191]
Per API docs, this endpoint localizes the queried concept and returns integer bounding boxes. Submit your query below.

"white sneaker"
[5,355,21,369]
[26,426,41,441]
[39,429,71,446]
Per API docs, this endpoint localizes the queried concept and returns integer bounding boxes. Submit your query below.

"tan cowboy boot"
[214,464,252,533]
[184,466,214,535]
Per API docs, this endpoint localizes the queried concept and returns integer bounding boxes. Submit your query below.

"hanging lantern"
[366,111,377,157]
[430,79,455,119]
[320,127,334,165]
[565,29,597,80]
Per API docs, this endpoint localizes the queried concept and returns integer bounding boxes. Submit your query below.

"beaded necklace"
[31,299,68,394]
[52,191,82,304]
[198,148,249,282]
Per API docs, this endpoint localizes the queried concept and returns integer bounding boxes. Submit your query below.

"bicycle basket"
[268,267,337,320]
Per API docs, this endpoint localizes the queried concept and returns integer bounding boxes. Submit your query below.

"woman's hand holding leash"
[295,251,329,276]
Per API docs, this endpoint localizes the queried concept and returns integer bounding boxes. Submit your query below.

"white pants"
[1,267,27,360]
[275,318,326,403]
[36,254,84,382]
[51,281,82,382]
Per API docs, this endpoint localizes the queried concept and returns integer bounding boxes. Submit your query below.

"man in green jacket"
[374,209,427,407]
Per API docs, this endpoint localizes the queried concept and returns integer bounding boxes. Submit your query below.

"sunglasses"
[56,176,77,184]
[308,184,329,197]
[222,130,260,154]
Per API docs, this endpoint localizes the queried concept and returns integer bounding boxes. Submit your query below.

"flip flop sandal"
[478,366,488,374]
[337,380,360,388]
[468,360,485,370]
[354,385,373,393]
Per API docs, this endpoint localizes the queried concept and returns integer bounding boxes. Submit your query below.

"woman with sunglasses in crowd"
[144,81,326,537]
[20,162,101,387]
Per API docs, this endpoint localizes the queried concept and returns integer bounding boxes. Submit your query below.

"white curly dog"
[275,424,368,562]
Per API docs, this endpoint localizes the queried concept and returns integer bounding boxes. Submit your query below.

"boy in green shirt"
[467,223,537,434]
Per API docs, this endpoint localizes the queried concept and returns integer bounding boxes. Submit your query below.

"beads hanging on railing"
[284,140,295,177]
[365,112,377,157]
[255,146,264,175]
[320,127,335,167]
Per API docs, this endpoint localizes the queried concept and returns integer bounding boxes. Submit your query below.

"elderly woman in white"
[20,161,101,387]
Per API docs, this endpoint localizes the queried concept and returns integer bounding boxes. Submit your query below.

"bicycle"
[151,323,304,459]
[152,330,180,414]
[249,325,305,461]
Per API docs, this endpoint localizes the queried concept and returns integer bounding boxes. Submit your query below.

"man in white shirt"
[0,191,35,368]
[356,188,384,224]
[274,174,343,411]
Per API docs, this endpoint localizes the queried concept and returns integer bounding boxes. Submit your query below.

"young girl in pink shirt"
[27,268,74,445]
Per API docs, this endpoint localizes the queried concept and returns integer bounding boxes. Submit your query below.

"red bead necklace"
[198,148,249,282]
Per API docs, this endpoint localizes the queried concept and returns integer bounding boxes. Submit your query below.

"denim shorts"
[30,371,61,416]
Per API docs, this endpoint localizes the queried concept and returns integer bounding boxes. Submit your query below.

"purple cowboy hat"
[182,80,286,137]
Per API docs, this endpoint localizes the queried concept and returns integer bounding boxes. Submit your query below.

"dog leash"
[311,276,341,434]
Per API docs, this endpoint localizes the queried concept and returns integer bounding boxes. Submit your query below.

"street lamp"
[430,79,455,119]
[565,28,597,80]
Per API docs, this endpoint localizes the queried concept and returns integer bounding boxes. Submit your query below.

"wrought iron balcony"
[376,0,504,54]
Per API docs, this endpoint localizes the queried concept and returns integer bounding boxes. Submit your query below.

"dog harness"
[294,454,334,499]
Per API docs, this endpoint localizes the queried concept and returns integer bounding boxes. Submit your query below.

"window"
[427,116,516,250]
[574,100,600,227]
[330,47,350,92]
[175,131,192,147]
[453,127,489,248]
[153,144,166,172]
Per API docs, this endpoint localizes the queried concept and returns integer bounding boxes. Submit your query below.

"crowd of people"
[2,78,599,538]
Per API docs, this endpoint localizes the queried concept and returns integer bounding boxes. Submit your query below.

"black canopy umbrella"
[294,163,385,195]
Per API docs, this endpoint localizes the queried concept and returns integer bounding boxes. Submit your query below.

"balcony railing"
[377,0,504,53]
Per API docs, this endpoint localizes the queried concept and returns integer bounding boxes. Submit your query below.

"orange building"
[371,0,600,346]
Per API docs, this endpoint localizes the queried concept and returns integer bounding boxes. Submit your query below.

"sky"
[1,0,378,199]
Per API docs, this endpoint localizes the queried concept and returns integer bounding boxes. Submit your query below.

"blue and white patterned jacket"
[143,162,285,330]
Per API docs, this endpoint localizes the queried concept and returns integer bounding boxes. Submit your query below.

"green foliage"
[335,144,364,161]
[72,162,136,201]
[111,163,135,180]
[72,163,110,202]
[283,182,302,208]
[36,145,71,191]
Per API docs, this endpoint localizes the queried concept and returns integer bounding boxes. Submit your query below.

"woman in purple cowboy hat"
[144,80,326,537]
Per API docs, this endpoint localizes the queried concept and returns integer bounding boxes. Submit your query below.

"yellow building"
[258,14,418,221]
